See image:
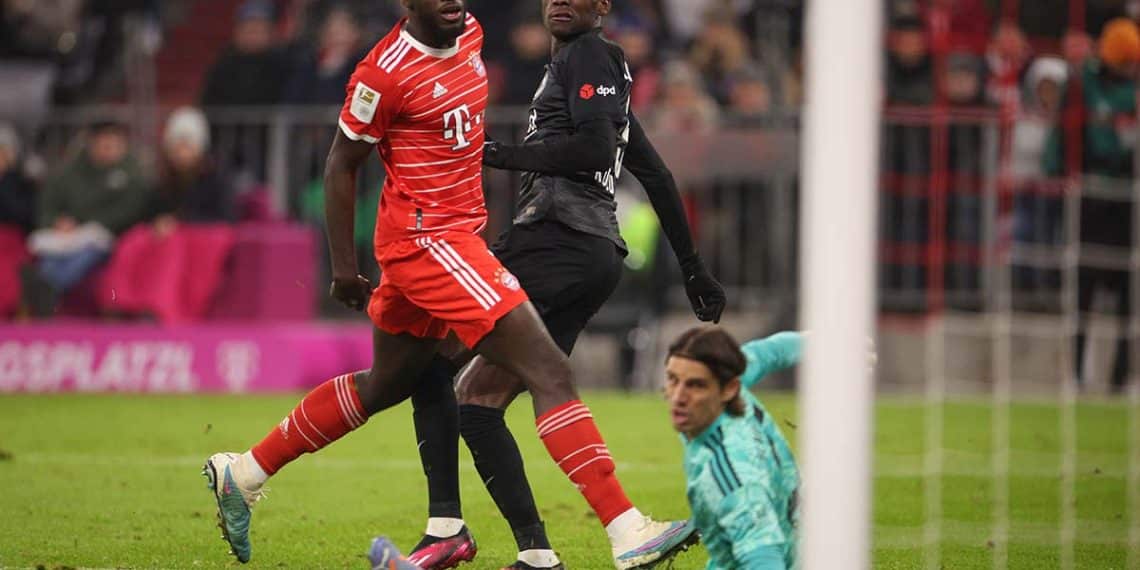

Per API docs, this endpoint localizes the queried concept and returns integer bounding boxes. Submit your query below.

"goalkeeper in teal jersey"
[665,326,803,570]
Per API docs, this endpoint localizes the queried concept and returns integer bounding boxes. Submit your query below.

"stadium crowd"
[3,0,1140,386]
[0,0,796,323]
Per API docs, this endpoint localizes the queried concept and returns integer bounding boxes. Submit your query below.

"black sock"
[459,404,551,551]
[412,355,461,519]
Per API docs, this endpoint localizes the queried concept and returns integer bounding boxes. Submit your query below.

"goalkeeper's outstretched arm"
[739,332,804,389]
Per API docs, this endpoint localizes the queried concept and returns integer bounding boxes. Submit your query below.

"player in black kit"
[397,1,727,569]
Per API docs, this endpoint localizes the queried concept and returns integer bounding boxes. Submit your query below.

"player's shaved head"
[402,0,467,47]
[544,0,611,41]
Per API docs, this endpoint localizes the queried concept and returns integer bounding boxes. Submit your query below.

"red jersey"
[338,15,488,246]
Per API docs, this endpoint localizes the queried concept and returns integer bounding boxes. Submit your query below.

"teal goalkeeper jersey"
[681,332,803,570]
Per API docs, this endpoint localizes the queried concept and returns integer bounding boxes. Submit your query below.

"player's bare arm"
[323,129,375,311]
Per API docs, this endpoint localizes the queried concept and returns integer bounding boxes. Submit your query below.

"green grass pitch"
[0,392,1132,569]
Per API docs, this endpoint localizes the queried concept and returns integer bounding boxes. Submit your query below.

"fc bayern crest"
[468,52,486,78]
[495,268,520,291]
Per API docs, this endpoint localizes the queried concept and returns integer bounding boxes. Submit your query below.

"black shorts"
[491,220,624,355]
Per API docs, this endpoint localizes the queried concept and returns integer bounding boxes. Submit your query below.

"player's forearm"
[739,332,804,388]
[323,164,358,279]
[624,113,697,262]
[484,118,615,175]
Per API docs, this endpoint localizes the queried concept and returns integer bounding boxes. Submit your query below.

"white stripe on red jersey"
[338,16,488,249]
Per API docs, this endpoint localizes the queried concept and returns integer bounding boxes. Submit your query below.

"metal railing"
[24,105,797,320]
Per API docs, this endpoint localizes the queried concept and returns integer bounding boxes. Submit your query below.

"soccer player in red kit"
[201,1,692,566]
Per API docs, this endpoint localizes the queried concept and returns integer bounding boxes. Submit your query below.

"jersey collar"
[681,411,732,446]
[399,20,460,59]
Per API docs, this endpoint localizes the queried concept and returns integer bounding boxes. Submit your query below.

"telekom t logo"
[443,104,481,151]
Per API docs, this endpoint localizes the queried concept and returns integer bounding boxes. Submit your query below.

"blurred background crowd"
[4,0,1140,389]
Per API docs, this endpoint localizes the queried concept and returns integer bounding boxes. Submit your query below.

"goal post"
[797,1,882,569]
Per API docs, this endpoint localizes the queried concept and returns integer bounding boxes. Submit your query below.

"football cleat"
[406,526,478,569]
[369,536,424,570]
[612,518,700,569]
[501,561,566,570]
[202,452,265,563]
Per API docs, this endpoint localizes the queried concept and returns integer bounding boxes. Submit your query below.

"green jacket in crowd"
[1043,60,1137,179]
[1081,60,1137,178]
[38,153,153,235]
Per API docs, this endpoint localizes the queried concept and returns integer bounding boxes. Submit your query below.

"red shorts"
[368,232,529,348]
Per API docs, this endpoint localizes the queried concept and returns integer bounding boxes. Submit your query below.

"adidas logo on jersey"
[433,82,449,99]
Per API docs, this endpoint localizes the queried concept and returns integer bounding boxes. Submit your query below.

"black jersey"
[514,28,632,251]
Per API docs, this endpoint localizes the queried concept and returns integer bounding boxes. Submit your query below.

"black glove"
[680,254,726,323]
[483,138,508,169]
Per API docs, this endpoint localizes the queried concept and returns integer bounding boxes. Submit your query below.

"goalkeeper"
[664,327,803,569]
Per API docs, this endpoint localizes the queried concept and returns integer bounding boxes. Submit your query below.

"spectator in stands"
[943,52,989,309]
[688,4,751,106]
[499,11,550,106]
[29,120,151,297]
[1063,29,1096,69]
[1075,18,1140,391]
[985,22,1031,109]
[652,60,720,134]
[938,0,994,53]
[660,0,717,47]
[1082,18,1140,178]
[99,108,236,323]
[283,4,365,105]
[1012,57,1067,193]
[200,0,287,106]
[886,15,934,106]
[1011,57,1068,310]
[152,107,235,224]
[726,64,772,119]
[612,23,661,113]
[882,14,933,311]
[0,123,35,233]
[0,123,33,318]
[0,0,83,60]
[280,0,399,51]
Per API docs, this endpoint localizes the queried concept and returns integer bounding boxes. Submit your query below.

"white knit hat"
[1024,56,1069,90]
[163,107,210,152]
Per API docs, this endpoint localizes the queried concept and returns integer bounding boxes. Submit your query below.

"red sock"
[250,374,367,475]
[537,400,633,526]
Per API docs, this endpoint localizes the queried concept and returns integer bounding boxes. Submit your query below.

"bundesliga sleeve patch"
[350,82,381,124]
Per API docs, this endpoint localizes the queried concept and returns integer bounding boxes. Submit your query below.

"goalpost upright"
[798,1,882,569]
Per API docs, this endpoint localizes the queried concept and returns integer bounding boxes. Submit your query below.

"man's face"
[165,139,204,172]
[88,130,128,167]
[944,68,979,104]
[1036,79,1062,114]
[665,356,738,439]
[404,0,467,41]
[321,9,361,53]
[234,18,274,53]
[730,79,771,115]
[544,0,609,40]
[889,28,927,68]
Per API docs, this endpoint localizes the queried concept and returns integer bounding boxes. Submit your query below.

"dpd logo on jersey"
[579,84,596,100]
